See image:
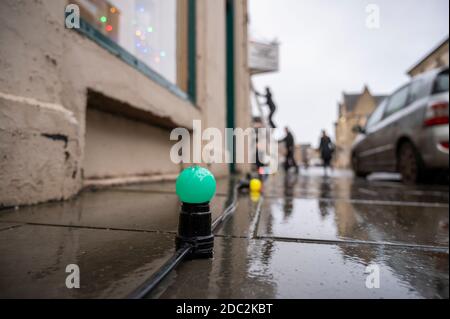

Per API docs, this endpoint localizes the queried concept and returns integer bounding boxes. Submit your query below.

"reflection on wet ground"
[0,190,227,233]
[0,225,175,298]
[116,179,232,197]
[258,198,449,247]
[267,170,449,205]
[156,169,449,299]
[0,179,230,298]
[0,170,448,298]
[156,237,448,299]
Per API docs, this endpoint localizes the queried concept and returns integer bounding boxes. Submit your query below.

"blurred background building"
[334,86,387,169]
[407,37,449,78]
[0,0,251,207]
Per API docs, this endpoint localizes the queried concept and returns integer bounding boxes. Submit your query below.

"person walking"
[256,87,277,129]
[319,130,334,176]
[279,127,299,173]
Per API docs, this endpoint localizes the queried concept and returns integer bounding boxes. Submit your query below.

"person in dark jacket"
[319,130,334,176]
[256,87,277,129]
[280,127,299,173]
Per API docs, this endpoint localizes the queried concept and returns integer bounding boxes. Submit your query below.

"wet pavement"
[0,185,229,298]
[0,169,448,298]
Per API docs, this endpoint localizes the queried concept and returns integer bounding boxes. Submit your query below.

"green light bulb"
[176,166,216,204]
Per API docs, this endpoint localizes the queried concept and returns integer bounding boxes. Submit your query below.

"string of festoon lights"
[98,4,167,65]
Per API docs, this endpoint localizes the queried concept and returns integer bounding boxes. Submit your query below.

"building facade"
[334,86,386,169]
[0,0,251,207]
[407,37,449,77]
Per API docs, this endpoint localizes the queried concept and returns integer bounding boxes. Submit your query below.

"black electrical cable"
[212,184,239,232]
[127,182,242,299]
[127,245,192,299]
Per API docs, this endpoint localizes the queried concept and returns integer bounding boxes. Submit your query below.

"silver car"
[351,67,449,184]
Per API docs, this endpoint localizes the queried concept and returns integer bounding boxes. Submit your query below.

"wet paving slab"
[154,236,449,299]
[215,197,262,238]
[266,171,449,204]
[257,197,449,247]
[0,189,227,233]
[0,180,232,298]
[114,177,233,197]
[154,172,448,299]
[216,188,449,248]
[0,224,176,298]
[0,171,448,299]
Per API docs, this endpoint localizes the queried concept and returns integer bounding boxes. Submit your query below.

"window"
[72,0,193,98]
[408,79,428,104]
[434,69,449,94]
[384,85,409,118]
[366,99,387,129]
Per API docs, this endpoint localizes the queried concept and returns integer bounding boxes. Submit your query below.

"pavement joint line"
[0,221,179,236]
[262,195,449,208]
[1,210,240,236]
[3,194,448,252]
[319,198,450,208]
[0,223,24,232]
[249,197,264,239]
[214,194,449,252]
[256,235,449,252]
[213,234,449,252]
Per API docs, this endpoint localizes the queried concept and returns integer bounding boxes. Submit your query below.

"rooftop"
[341,87,387,114]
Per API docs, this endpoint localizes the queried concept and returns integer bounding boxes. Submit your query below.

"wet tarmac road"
[0,169,448,298]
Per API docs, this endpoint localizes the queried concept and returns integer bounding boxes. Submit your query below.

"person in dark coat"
[279,127,299,173]
[256,87,277,129]
[319,130,334,175]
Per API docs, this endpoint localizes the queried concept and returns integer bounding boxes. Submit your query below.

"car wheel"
[352,154,368,178]
[398,142,424,184]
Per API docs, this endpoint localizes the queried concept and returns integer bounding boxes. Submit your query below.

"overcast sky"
[249,0,449,146]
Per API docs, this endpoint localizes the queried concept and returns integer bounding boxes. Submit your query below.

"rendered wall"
[0,0,250,207]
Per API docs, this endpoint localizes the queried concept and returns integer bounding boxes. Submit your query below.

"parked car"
[351,67,449,184]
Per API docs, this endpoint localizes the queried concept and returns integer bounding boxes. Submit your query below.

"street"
[1,0,448,306]
[0,168,448,299]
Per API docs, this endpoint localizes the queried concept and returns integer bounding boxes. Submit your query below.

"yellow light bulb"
[249,179,262,193]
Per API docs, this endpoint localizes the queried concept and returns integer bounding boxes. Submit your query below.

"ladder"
[250,80,279,174]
